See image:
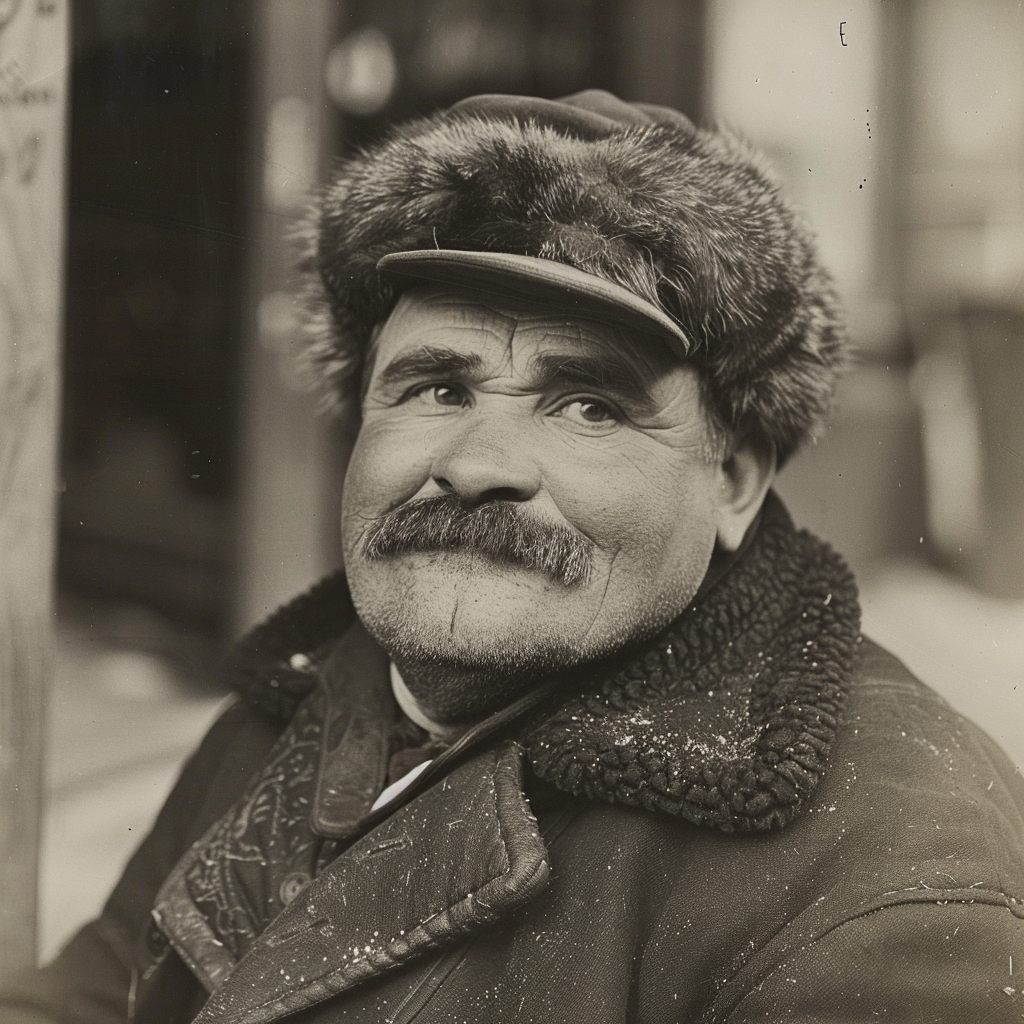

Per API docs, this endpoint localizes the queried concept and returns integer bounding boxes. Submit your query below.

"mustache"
[360,495,594,587]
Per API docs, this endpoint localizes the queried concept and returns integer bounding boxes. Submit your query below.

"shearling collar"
[225,491,860,834]
[525,491,860,831]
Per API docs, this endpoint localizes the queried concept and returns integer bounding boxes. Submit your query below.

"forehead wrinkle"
[506,315,629,379]
[380,287,520,350]
[517,313,667,406]
[511,313,668,370]
[372,296,519,388]
[375,286,683,401]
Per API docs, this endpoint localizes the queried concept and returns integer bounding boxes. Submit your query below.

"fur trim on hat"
[305,103,848,462]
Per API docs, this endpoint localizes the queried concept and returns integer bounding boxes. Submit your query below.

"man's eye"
[409,383,466,407]
[554,398,619,427]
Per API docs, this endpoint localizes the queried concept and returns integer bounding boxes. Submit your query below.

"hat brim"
[376,249,691,355]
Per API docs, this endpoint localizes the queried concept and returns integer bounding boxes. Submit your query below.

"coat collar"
[525,491,861,831]
[310,630,394,837]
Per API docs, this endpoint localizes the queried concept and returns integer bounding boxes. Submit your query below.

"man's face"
[341,286,726,713]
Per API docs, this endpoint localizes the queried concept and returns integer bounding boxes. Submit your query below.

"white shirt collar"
[389,662,476,743]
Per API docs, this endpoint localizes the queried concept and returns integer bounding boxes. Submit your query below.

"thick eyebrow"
[375,346,485,392]
[372,343,659,412]
[527,352,657,411]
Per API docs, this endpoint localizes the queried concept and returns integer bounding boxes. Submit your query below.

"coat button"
[279,871,311,905]
[145,922,169,958]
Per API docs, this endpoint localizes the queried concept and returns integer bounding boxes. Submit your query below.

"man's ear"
[714,434,777,551]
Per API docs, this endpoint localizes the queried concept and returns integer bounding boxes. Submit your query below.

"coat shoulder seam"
[719,888,1024,1021]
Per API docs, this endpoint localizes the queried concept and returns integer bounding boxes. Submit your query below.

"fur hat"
[305,90,847,464]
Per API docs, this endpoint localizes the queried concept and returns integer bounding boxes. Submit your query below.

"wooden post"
[233,0,347,634]
[0,0,69,978]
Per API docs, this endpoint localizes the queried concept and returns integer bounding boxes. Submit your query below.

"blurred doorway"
[59,2,254,638]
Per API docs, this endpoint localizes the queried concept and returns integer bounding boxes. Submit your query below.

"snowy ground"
[40,611,226,962]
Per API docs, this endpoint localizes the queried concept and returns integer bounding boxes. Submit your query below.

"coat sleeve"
[722,898,1024,1023]
[0,700,283,1024]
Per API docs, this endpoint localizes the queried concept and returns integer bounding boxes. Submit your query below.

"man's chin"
[371,550,582,593]
[360,605,586,692]
[349,562,600,674]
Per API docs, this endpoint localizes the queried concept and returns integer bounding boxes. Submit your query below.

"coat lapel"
[191,739,550,1024]
[311,625,394,838]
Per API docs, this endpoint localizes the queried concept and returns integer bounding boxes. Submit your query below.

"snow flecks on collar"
[524,493,861,832]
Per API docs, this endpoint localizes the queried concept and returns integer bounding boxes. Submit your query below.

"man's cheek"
[552,465,682,554]
[345,425,432,509]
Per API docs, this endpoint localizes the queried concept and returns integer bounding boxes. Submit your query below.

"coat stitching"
[716,888,1023,1022]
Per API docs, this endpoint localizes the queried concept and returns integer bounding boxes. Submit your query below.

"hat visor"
[376,249,690,355]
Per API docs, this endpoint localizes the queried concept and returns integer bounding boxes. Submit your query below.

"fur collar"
[525,492,860,831]
[225,493,859,833]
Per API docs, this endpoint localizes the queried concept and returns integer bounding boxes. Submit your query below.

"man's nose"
[430,414,542,506]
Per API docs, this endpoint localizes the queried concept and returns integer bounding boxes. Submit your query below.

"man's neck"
[389,662,479,742]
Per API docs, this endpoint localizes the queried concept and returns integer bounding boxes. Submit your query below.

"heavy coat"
[3,499,1023,1023]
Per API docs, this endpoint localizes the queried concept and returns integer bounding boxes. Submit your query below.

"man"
[3,91,1022,1023]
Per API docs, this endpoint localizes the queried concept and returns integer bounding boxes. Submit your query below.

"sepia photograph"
[1,1,1022,1020]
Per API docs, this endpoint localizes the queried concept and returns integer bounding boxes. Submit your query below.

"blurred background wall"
[39,0,1023,963]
